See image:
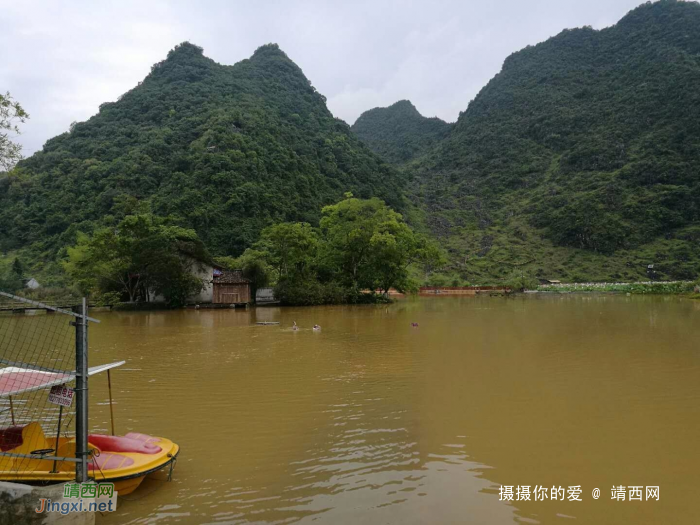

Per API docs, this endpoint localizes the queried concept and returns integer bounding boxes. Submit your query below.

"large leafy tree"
[320,196,392,289]
[320,195,440,294]
[367,226,442,295]
[0,92,28,171]
[63,214,208,305]
[255,222,319,281]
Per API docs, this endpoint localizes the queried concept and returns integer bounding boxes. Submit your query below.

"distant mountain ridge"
[351,100,451,164]
[0,42,404,265]
[399,0,700,283]
[3,1,700,287]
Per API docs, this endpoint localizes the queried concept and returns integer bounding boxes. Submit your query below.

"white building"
[24,278,41,290]
[149,256,251,305]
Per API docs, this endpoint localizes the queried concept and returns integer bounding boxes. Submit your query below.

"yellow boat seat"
[0,423,53,472]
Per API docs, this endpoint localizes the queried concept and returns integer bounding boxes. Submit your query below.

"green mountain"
[409,0,700,283]
[351,100,451,164]
[0,43,403,268]
[4,1,699,288]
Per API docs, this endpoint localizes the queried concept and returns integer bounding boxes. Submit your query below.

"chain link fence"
[0,291,93,479]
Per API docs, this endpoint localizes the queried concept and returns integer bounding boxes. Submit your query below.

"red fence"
[419,286,510,292]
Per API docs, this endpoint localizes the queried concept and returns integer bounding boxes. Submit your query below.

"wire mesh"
[0,291,84,475]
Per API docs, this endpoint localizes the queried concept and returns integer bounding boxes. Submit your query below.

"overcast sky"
[2,0,645,156]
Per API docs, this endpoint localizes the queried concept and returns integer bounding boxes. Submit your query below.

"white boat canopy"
[0,361,125,398]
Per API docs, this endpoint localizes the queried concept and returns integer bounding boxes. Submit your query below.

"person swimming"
[292,321,299,331]
[313,324,321,331]
[411,322,419,327]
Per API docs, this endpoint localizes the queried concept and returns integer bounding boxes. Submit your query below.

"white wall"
[256,287,277,303]
[187,260,213,303]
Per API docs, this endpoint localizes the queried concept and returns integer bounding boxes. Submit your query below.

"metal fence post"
[75,298,89,483]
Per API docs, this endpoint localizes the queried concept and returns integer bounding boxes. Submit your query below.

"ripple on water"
[90,297,700,525]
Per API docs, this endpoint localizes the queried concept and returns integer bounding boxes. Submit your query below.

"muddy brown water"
[89,295,700,524]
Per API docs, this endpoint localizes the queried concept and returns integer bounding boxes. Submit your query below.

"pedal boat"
[0,362,179,495]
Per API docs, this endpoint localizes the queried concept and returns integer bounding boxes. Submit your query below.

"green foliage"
[11,257,24,278]
[0,259,23,292]
[401,0,700,282]
[504,270,539,292]
[320,196,436,294]
[5,2,700,290]
[0,42,404,268]
[352,100,452,164]
[17,286,81,304]
[246,196,440,305]
[274,278,347,306]
[0,91,28,171]
[320,196,397,290]
[63,213,209,306]
[216,249,271,301]
[0,256,27,294]
[256,222,319,281]
[151,269,204,307]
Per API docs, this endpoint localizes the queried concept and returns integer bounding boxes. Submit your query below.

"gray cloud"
[1,0,644,156]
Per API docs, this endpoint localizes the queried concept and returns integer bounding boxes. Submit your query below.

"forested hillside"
[3,1,699,289]
[0,43,403,277]
[351,100,452,164]
[408,0,700,283]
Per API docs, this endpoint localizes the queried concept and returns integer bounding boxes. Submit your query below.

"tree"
[369,232,445,294]
[63,214,208,305]
[0,260,23,292]
[11,257,24,279]
[64,230,136,301]
[505,270,539,293]
[320,196,385,290]
[217,249,271,302]
[255,222,319,281]
[415,240,448,281]
[0,92,28,171]
[320,195,427,293]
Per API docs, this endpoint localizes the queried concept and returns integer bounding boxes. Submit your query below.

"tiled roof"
[213,269,251,284]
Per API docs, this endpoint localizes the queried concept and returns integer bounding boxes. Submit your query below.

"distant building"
[23,278,41,290]
[255,287,278,305]
[538,279,561,285]
[149,256,251,305]
[646,264,656,280]
[212,269,251,304]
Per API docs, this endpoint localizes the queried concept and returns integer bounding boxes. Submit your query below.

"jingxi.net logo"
[35,482,117,515]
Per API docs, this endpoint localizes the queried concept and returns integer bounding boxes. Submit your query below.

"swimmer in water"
[292,321,299,331]
[313,324,321,331]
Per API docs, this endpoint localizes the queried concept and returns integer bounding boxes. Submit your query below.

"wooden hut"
[212,269,251,305]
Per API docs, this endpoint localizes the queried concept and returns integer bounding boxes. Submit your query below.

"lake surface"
[90,295,700,525]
